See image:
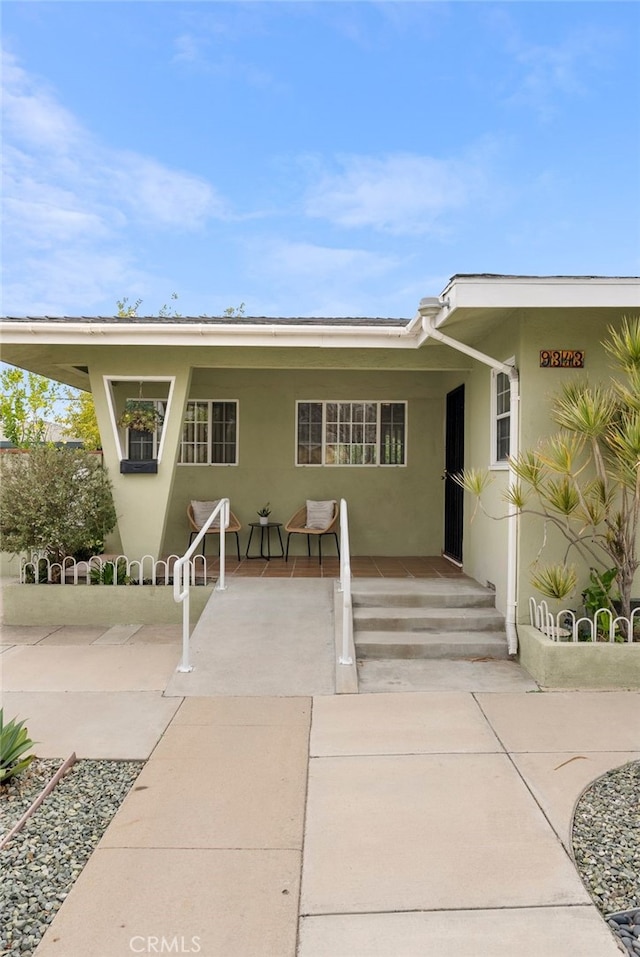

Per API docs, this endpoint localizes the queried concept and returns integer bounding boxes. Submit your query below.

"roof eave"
[0,319,423,349]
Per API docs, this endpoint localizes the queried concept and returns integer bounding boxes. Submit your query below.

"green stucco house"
[3,274,639,643]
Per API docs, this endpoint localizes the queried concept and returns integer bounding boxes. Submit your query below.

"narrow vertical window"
[211,401,237,464]
[492,370,511,464]
[297,402,323,464]
[380,402,406,465]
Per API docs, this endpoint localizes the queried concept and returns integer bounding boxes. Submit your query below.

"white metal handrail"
[337,498,353,665]
[174,497,230,673]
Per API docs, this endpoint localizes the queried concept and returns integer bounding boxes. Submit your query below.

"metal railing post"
[338,498,353,666]
[173,497,230,673]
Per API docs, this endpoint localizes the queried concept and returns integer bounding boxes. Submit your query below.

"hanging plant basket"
[118,400,164,433]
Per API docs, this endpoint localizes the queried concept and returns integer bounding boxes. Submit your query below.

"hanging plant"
[118,401,163,432]
[118,385,164,433]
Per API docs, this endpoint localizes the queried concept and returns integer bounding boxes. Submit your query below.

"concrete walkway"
[1,586,637,956]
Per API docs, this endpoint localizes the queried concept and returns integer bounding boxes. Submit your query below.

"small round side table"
[245,522,285,560]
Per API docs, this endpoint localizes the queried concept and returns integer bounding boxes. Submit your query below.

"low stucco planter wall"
[0,581,214,627]
[517,624,640,690]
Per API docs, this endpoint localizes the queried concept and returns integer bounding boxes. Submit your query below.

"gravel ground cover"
[572,760,640,954]
[0,756,638,955]
[0,758,144,956]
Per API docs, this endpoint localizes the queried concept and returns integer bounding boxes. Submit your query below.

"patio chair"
[285,500,340,565]
[187,501,242,561]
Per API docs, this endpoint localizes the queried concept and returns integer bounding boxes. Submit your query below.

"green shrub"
[90,558,130,585]
[0,446,116,578]
[0,709,36,783]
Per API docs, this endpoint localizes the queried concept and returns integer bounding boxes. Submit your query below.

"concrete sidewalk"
[1,601,637,955]
[20,689,638,957]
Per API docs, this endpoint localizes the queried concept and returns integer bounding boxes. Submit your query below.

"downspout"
[418,308,520,655]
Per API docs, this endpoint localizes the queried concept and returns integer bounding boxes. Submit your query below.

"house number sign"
[540,349,585,368]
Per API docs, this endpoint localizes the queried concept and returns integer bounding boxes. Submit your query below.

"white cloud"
[1,49,233,313]
[2,248,145,317]
[304,152,488,235]
[492,13,617,121]
[110,153,227,228]
[2,53,84,153]
[241,237,410,317]
[252,238,399,281]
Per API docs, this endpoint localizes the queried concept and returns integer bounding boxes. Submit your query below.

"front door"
[444,385,464,564]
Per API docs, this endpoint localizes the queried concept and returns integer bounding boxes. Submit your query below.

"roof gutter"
[0,319,419,349]
[418,303,520,655]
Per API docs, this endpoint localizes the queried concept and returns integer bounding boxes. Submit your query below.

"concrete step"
[351,578,496,609]
[355,630,509,660]
[353,605,505,633]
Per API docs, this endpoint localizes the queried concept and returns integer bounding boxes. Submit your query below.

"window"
[179,400,238,465]
[491,368,512,466]
[126,400,166,461]
[296,401,406,466]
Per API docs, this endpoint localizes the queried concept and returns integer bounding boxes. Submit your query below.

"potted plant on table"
[257,503,271,526]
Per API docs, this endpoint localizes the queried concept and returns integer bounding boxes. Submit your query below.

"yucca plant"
[0,709,36,783]
[456,317,640,634]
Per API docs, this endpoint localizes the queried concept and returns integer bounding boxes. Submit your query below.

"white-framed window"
[296,401,407,466]
[490,364,513,467]
[179,400,238,465]
[126,399,166,461]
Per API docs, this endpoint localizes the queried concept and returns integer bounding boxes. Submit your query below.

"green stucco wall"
[0,581,214,626]
[163,367,449,557]
[517,624,640,689]
[459,308,640,620]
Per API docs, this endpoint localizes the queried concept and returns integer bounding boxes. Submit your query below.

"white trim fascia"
[439,275,640,315]
[0,321,421,350]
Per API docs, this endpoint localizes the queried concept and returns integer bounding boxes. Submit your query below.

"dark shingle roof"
[2,315,410,326]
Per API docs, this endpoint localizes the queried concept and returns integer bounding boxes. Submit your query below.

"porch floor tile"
[175,554,467,581]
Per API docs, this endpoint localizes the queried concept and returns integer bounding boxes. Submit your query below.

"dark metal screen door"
[444,385,465,564]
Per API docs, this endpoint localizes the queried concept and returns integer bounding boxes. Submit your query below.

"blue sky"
[2,1,639,318]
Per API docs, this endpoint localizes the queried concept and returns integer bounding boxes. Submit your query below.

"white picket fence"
[529,596,640,643]
[20,553,210,586]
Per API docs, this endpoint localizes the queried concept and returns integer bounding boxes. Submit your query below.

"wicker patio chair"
[284,500,340,565]
[187,501,242,561]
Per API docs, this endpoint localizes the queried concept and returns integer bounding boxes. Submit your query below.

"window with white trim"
[491,368,511,466]
[179,400,238,465]
[296,401,406,466]
[126,399,166,461]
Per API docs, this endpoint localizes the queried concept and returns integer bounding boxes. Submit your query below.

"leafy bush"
[0,709,36,783]
[0,446,117,578]
[582,567,619,620]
